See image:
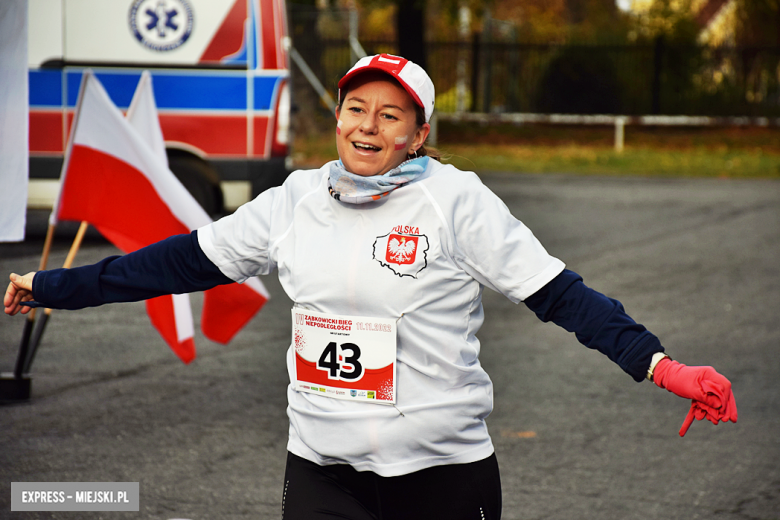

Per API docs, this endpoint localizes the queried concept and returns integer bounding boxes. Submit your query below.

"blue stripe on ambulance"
[29,69,63,107]
[29,69,283,111]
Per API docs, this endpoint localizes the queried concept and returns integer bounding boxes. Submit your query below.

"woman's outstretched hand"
[653,357,738,437]
[4,272,36,316]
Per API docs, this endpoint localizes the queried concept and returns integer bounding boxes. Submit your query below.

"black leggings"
[281,452,502,520]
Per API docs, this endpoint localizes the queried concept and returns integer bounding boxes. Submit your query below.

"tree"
[734,0,780,46]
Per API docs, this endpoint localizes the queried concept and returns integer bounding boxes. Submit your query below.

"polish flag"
[125,72,197,362]
[51,71,269,362]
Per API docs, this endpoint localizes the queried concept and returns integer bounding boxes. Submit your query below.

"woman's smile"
[335,72,428,177]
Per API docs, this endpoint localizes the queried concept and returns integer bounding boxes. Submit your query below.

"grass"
[291,122,780,178]
[441,144,780,178]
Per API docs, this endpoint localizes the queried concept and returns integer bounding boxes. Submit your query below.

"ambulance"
[28,0,291,214]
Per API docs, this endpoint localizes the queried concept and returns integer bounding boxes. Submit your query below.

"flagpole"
[23,221,89,374]
[11,71,92,385]
[13,222,56,379]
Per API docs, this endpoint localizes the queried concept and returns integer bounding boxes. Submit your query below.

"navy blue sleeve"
[32,230,232,310]
[524,269,664,382]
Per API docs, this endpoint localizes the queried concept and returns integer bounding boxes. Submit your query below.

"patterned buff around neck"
[328,156,430,204]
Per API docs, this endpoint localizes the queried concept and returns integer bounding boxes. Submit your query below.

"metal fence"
[425,39,780,117]
[288,11,780,118]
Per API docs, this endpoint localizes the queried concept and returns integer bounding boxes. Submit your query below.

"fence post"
[652,35,664,114]
[470,32,481,112]
[428,112,438,147]
[456,4,471,113]
[614,117,625,153]
[482,13,493,112]
[507,27,519,111]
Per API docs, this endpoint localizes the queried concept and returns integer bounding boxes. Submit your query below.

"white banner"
[0,0,29,242]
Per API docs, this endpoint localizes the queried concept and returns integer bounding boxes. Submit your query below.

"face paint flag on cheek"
[337,119,343,135]
[395,135,407,151]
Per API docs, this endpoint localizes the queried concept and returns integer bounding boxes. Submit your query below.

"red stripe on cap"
[373,54,406,72]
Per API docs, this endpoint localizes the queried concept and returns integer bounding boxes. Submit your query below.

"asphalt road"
[1,173,778,520]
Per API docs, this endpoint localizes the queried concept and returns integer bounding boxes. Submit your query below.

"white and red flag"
[51,71,269,363]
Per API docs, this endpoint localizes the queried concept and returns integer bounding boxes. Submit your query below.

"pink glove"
[653,357,738,437]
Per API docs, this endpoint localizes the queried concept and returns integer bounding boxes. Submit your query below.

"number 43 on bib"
[292,308,397,404]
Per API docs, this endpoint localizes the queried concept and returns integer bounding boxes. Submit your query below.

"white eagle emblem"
[388,237,416,263]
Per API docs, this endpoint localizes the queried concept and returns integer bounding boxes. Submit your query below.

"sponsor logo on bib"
[373,226,428,278]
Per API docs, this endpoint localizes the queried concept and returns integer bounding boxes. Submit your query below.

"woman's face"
[335,73,430,177]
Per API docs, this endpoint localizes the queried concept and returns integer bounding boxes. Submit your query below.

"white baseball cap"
[338,54,435,123]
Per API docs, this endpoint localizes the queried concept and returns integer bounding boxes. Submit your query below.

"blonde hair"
[411,103,441,161]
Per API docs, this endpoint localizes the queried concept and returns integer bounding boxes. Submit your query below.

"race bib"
[292,308,397,404]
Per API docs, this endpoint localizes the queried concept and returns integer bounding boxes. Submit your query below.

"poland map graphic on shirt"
[373,226,429,278]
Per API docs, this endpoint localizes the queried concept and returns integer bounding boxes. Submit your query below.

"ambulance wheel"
[167,154,224,216]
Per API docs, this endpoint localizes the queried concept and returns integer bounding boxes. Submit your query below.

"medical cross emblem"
[145,3,180,37]
[129,0,193,52]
